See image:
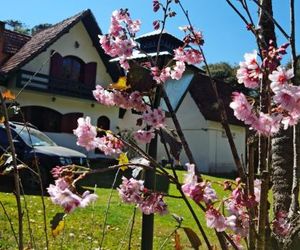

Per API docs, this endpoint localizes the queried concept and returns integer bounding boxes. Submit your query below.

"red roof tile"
[0,10,89,74]
[3,30,31,55]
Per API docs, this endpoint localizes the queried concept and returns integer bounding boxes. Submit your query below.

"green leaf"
[182,227,201,249]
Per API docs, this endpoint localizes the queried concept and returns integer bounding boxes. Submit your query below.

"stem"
[216,231,229,250]
[177,0,246,180]
[252,0,290,39]
[99,168,120,248]
[158,228,177,250]
[20,114,49,249]
[128,206,137,250]
[176,185,212,249]
[19,182,36,249]
[0,200,19,245]
[0,92,23,250]
[154,0,171,65]
[162,87,202,179]
[256,171,269,250]
[247,144,257,249]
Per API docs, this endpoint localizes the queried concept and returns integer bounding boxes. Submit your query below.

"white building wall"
[21,21,112,87]
[158,93,209,172]
[207,121,246,174]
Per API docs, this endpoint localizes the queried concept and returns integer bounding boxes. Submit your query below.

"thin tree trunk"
[256,1,277,249]
[272,127,294,213]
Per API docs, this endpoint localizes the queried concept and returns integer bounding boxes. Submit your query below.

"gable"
[22,21,113,86]
[0,10,120,82]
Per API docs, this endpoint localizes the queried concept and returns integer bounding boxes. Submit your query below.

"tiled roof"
[3,30,31,55]
[189,73,244,126]
[0,10,89,74]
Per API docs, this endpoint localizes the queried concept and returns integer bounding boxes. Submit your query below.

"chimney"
[0,21,6,66]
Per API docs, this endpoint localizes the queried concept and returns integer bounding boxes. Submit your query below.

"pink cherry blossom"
[96,133,123,156]
[174,47,203,65]
[269,66,294,93]
[139,193,168,215]
[142,107,166,128]
[51,166,64,179]
[99,9,140,70]
[93,85,115,106]
[47,179,98,213]
[205,207,227,232]
[226,213,249,237]
[118,176,144,204]
[236,51,261,89]
[170,61,186,80]
[182,182,205,203]
[272,211,290,237]
[281,113,300,130]
[183,163,197,185]
[254,179,261,203]
[252,113,281,136]
[230,92,255,125]
[73,117,98,151]
[203,183,218,204]
[128,91,147,112]
[112,91,130,109]
[133,129,155,144]
[151,66,171,84]
[273,86,299,112]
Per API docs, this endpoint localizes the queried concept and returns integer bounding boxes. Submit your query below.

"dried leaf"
[159,127,182,160]
[118,152,129,171]
[174,230,183,250]
[127,63,155,92]
[182,227,201,249]
[50,213,65,237]
[2,90,15,100]
[108,76,130,91]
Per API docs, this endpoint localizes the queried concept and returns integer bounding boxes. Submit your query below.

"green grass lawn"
[0,171,232,249]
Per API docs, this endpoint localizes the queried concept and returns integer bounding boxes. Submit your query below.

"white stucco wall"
[21,21,112,86]
[6,20,120,157]
[115,92,246,174]
[207,121,245,174]
[158,92,210,172]
[14,90,119,158]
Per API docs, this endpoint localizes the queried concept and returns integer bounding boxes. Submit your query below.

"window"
[62,56,84,82]
[50,52,97,86]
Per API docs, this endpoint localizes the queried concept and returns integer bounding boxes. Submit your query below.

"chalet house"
[0,11,245,174]
[0,10,122,159]
[118,31,246,175]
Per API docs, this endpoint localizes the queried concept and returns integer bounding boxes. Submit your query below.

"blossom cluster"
[181,164,254,237]
[73,117,123,156]
[132,107,166,144]
[99,9,141,70]
[272,211,291,236]
[47,177,98,213]
[118,176,168,215]
[150,46,203,85]
[231,43,300,136]
[93,85,146,112]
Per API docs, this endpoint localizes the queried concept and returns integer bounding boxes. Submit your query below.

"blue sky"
[1,0,299,64]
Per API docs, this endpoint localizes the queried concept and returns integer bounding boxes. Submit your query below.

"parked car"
[0,122,87,190]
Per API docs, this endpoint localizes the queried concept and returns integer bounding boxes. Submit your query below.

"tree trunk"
[272,127,293,213]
